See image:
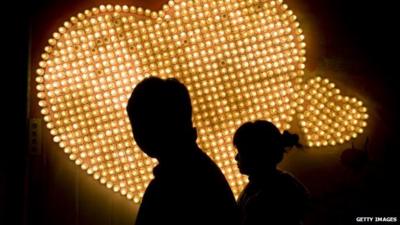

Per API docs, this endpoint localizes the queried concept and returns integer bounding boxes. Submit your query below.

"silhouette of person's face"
[235,141,280,176]
[132,113,196,159]
[234,121,284,176]
[127,77,196,160]
[132,115,173,158]
[235,151,251,175]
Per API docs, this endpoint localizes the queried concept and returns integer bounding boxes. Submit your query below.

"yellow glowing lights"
[35,0,368,202]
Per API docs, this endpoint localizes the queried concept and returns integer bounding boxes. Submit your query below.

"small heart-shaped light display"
[35,0,368,202]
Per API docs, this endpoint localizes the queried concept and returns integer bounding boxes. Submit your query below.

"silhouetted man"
[127,77,239,225]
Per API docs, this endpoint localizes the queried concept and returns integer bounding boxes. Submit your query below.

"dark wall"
[287,1,400,223]
[2,0,29,225]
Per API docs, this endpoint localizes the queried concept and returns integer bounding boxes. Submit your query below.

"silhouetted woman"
[234,120,310,225]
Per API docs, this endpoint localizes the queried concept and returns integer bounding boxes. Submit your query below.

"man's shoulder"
[191,150,229,180]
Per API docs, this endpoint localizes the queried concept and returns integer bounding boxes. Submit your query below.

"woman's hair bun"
[282,130,302,148]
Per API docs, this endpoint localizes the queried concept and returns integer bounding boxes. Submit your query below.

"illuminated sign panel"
[35,0,368,202]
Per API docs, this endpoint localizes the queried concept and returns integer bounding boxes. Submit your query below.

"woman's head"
[233,120,300,176]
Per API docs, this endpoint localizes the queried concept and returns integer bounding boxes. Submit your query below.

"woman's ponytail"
[282,130,302,149]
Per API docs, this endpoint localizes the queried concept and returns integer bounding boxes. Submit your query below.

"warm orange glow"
[35,0,368,202]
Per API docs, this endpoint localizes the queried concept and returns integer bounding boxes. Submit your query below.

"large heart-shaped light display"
[35,0,368,202]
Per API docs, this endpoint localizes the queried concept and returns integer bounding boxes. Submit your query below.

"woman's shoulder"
[253,170,309,199]
[275,170,310,199]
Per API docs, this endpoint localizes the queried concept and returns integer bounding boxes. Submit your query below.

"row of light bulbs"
[295,77,368,147]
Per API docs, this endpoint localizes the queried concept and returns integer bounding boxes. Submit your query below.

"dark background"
[3,0,399,224]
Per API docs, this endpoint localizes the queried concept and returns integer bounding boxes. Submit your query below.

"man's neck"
[157,142,200,164]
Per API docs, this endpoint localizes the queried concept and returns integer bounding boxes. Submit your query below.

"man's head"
[127,77,196,159]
